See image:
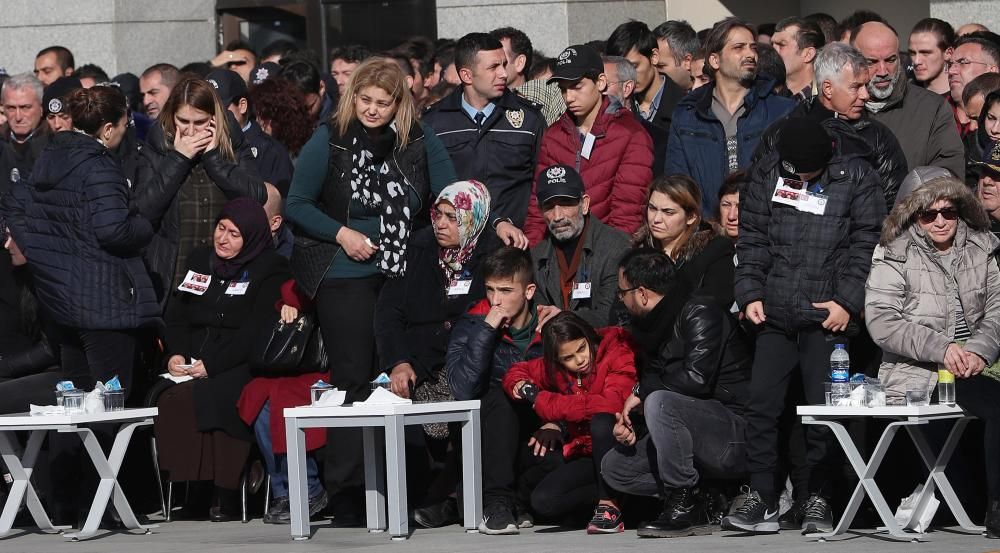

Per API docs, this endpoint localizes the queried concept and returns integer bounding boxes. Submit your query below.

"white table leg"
[63,421,156,540]
[363,426,387,532]
[801,419,913,539]
[906,418,985,534]
[0,430,68,537]
[384,415,408,540]
[461,409,482,532]
[286,417,310,540]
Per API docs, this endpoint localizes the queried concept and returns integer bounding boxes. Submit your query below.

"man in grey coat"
[853,22,965,178]
[530,164,630,329]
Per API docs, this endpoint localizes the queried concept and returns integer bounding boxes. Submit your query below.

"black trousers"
[481,385,539,504]
[520,413,617,518]
[0,371,65,415]
[955,375,1000,500]
[745,323,842,498]
[316,276,383,497]
[51,326,138,393]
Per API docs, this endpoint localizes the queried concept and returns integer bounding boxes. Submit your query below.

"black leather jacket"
[629,295,751,416]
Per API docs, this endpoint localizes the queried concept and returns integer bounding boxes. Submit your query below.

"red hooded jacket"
[502,326,637,458]
[524,97,654,245]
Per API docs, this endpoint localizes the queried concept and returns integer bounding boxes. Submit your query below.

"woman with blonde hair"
[286,56,456,522]
[633,174,735,308]
[136,76,264,301]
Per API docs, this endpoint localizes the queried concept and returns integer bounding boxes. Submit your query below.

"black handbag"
[253,313,328,375]
[291,235,340,300]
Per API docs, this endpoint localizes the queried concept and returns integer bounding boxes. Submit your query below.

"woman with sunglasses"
[866,175,1000,538]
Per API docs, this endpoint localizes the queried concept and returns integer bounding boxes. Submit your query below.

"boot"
[208,487,239,522]
[637,487,712,538]
[987,499,1000,539]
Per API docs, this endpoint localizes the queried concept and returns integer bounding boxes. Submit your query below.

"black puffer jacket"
[629,295,752,416]
[754,99,908,210]
[134,111,264,301]
[737,120,885,331]
[447,299,543,400]
[5,131,159,330]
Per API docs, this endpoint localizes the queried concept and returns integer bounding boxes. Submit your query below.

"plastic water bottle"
[830,344,851,406]
[937,369,956,406]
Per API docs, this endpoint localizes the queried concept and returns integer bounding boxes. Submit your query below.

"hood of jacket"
[880,177,991,247]
[32,131,109,191]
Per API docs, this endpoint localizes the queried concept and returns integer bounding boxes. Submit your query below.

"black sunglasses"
[917,208,959,224]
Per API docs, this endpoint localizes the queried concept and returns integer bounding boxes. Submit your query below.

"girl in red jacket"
[503,311,637,534]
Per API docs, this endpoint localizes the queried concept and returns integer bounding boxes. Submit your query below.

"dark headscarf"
[211,197,273,280]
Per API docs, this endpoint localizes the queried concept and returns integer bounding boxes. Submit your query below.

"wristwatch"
[632,382,641,397]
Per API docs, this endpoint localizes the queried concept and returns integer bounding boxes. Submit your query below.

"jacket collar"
[686,75,780,120]
[466,298,543,347]
[555,97,622,137]
[327,120,425,150]
[536,215,598,264]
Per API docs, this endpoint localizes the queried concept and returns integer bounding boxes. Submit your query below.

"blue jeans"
[255,401,323,499]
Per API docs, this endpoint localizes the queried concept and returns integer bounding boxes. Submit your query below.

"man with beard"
[853,21,964,178]
[666,18,796,214]
[973,141,1000,238]
[529,164,630,329]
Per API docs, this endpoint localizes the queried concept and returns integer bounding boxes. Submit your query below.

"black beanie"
[776,118,833,175]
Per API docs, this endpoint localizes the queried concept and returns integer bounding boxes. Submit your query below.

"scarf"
[348,120,411,277]
[435,180,491,283]
[211,197,274,280]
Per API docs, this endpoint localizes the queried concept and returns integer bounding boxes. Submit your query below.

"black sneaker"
[414,497,460,529]
[637,487,712,538]
[800,494,833,534]
[516,509,534,529]
[308,490,330,519]
[721,490,779,534]
[779,498,808,531]
[263,497,290,524]
[586,504,624,534]
[479,498,518,535]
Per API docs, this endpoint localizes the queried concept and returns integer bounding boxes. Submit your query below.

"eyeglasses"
[616,286,640,301]
[917,208,959,224]
[946,58,993,69]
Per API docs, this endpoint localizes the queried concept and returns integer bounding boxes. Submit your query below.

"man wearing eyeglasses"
[852,22,965,179]
[604,55,667,177]
[948,34,1000,131]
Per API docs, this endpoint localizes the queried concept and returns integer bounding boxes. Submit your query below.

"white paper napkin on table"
[356,386,411,405]
[29,404,64,416]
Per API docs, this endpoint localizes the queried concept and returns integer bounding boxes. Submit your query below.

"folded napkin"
[30,404,64,416]
[356,386,411,405]
[160,373,193,384]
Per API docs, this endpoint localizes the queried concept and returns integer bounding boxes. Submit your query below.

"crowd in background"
[2,7,1000,541]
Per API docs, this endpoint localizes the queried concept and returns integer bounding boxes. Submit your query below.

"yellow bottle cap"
[938,370,955,384]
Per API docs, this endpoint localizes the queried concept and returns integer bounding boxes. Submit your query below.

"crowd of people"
[3,7,1000,542]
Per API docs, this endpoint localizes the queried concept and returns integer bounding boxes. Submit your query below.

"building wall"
[930,0,1000,34]
[0,0,214,78]
[437,0,665,58]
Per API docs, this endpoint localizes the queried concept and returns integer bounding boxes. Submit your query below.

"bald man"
[957,23,989,37]
[852,21,964,178]
[264,182,294,258]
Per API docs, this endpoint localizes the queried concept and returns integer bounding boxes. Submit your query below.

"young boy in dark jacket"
[447,247,543,534]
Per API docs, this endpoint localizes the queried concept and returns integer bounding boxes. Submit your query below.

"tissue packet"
[105,375,122,391]
[55,380,75,392]
[372,373,390,384]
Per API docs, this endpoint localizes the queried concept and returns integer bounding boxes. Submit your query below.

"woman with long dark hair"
[136,77,264,300]
[502,312,636,534]
[286,56,456,521]
[634,175,735,308]
[4,86,157,393]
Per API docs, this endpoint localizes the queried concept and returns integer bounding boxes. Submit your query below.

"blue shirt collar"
[460,92,496,123]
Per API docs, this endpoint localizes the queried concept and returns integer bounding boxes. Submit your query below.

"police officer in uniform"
[206,69,294,195]
[422,32,545,250]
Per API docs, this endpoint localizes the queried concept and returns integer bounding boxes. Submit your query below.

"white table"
[0,408,158,540]
[284,400,481,540]
[798,404,984,541]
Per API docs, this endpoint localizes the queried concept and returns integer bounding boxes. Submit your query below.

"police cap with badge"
[536,164,586,206]
[42,75,83,117]
[205,69,248,108]
[547,45,605,84]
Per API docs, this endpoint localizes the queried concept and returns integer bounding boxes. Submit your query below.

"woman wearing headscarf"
[286,57,456,520]
[866,176,1000,538]
[376,180,490,527]
[375,180,491,398]
[155,197,290,521]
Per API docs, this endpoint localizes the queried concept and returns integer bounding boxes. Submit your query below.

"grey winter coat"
[865,178,1000,403]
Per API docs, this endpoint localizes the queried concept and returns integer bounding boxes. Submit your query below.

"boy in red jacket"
[523,44,654,244]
